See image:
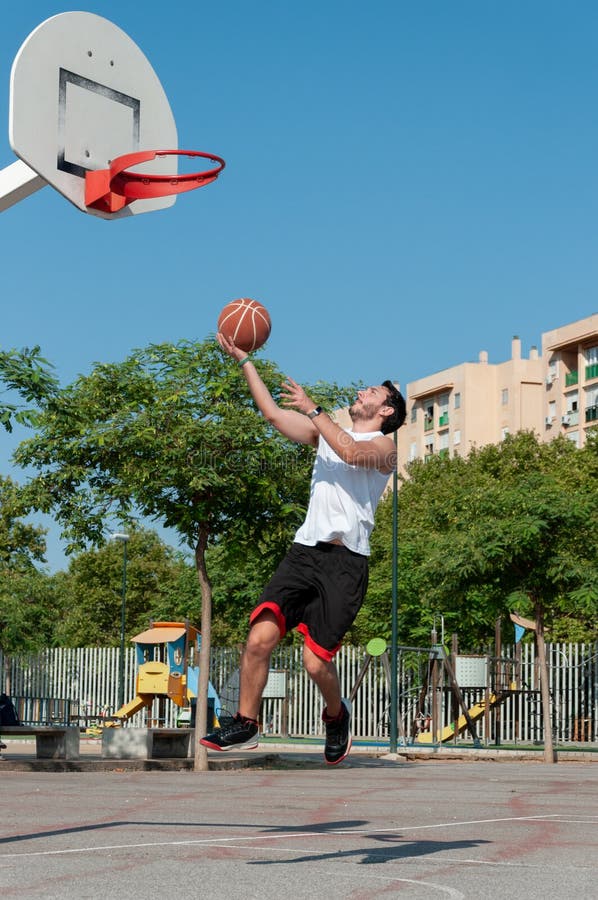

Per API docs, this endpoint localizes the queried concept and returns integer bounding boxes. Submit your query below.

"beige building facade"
[398,313,598,474]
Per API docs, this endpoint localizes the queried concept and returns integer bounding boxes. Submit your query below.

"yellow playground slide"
[415,693,501,744]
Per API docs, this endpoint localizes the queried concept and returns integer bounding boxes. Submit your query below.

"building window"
[409,441,418,461]
[586,346,598,381]
[564,390,579,426]
[453,429,461,445]
[501,388,509,405]
[566,431,580,447]
[410,406,417,424]
[585,385,598,423]
[547,358,558,383]
[438,393,449,426]
[501,427,509,440]
[454,392,461,409]
[424,403,434,431]
[438,431,449,458]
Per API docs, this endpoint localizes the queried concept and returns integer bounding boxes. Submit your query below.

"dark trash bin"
[0,694,20,726]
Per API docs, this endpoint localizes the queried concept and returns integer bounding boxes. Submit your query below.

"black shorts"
[250,542,369,661]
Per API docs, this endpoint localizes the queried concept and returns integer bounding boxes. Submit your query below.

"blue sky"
[1,1,598,570]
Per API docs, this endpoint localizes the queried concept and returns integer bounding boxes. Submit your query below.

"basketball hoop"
[85,149,226,214]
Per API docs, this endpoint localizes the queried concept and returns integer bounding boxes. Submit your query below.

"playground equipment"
[415,691,506,744]
[108,620,219,727]
[349,637,392,703]
[349,625,523,747]
[412,644,518,746]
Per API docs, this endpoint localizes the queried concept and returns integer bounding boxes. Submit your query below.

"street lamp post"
[390,428,399,753]
[111,533,129,711]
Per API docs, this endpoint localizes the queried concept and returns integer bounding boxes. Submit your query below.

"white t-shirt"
[294,430,390,556]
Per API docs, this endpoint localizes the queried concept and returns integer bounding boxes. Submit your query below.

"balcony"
[586,363,598,381]
[585,405,598,423]
[565,370,579,387]
[424,416,434,432]
[438,413,449,426]
[562,411,579,427]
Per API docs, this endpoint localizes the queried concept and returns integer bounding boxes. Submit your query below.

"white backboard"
[9,12,178,219]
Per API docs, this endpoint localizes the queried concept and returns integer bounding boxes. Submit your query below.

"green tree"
[0,475,56,680]
[1,339,351,767]
[367,430,598,763]
[367,431,598,647]
[0,568,58,657]
[51,527,197,647]
[0,346,58,432]
[0,475,46,570]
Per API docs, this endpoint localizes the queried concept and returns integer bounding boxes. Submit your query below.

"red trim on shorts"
[249,601,286,637]
[297,623,341,662]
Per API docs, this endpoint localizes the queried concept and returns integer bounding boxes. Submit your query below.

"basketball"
[217,298,272,352]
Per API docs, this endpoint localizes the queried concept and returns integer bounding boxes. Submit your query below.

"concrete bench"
[102,727,193,759]
[0,725,80,759]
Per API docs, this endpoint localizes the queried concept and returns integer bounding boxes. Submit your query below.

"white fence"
[1,641,597,745]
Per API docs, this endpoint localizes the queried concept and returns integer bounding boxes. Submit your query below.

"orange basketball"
[217,298,272,352]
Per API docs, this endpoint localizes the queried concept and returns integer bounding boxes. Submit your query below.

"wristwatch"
[307,406,323,419]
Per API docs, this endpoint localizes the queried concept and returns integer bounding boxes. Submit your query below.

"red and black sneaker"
[200,714,259,752]
[322,699,352,765]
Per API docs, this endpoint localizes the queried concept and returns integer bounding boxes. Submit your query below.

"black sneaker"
[322,699,352,765]
[200,714,259,752]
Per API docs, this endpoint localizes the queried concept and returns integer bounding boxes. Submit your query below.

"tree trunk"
[535,602,556,764]
[3,653,11,695]
[193,527,212,772]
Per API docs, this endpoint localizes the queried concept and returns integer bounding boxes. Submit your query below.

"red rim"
[112,150,225,199]
[85,149,225,212]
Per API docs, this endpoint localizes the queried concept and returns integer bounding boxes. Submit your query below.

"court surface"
[1,755,596,899]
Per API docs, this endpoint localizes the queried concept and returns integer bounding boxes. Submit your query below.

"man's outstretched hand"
[217,331,247,363]
[280,377,317,416]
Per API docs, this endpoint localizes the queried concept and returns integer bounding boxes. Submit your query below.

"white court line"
[171,842,596,873]
[0,813,562,859]
[327,869,465,899]
[423,856,598,871]
[332,813,561,834]
[370,877,463,899]
[549,820,598,827]
[549,817,598,823]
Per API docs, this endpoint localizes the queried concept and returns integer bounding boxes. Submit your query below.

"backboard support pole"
[0,159,46,212]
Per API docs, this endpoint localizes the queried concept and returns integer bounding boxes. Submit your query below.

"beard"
[349,399,379,422]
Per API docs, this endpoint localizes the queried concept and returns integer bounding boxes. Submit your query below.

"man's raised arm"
[217,333,319,445]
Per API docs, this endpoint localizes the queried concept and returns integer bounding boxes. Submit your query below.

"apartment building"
[542,314,598,447]
[398,313,598,474]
